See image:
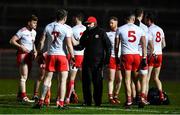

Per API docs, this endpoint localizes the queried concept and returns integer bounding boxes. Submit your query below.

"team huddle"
[9,8,166,109]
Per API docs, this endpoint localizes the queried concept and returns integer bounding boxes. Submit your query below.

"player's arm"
[140,35,147,58]
[71,35,79,46]
[148,39,154,56]
[115,35,120,58]
[114,30,121,64]
[66,36,75,60]
[162,37,166,49]
[9,35,29,52]
[73,30,87,50]
[37,33,46,53]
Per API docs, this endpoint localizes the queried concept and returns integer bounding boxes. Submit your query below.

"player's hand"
[20,45,29,53]
[30,51,37,60]
[115,57,120,64]
[153,54,158,63]
[141,58,147,68]
[33,51,38,59]
[71,57,76,69]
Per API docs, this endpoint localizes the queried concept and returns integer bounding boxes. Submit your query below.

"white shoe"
[22,96,35,103]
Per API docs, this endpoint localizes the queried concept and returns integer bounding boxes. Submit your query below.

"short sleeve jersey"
[16,27,36,52]
[72,24,86,55]
[44,22,72,55]
[148,24,165,54]
[138,22,152,56]
[106,31,121,57]
[116,23,145,55]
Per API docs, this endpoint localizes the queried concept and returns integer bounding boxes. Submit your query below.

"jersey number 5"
[155,31,161,42]
[128,31,136,42]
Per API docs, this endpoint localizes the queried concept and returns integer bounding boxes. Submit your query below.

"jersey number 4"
[128,31,136,42]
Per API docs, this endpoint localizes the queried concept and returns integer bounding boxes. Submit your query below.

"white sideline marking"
[51,105,161,113]
[50,106,180,114]
[0,93,31,97]
[0,94,17,97]
[0,94,179,114]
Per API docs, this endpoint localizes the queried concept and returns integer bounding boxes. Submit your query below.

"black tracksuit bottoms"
[82,63,103,106]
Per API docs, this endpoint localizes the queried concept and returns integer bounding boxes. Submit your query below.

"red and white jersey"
[44,22,72,55]
[138,22,152,56]
[148,24,165,55]
[106,31,121,57]
[16,27,36,52]
[116,23,145,54]
[72,24,86,55]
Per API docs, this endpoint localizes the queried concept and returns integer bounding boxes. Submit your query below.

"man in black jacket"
[74,16,111,106]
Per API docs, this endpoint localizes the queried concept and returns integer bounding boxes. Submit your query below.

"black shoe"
[138,102,145,108]
[95,104,101,107]
[58,105,69,110]
[33,99,44,109]
[82,103,91,106]
[124,102,132,109]
[33,103,43,109]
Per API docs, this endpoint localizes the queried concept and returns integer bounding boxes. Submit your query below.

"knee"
[20,77,27,82]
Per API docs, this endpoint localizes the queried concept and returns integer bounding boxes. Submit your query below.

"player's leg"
[33,67,45,101]
[131,81,136,103]
[138,69,149,108]
[16,53,33,102]
[113,70,122,104]
[57,71,68,108]
[44,81,51,106]
[108,68,116,104]
[65,68,78,104]
[146,66,153,99]
[152,67,164,101]
[124,70,132,106]
[18,63,30,102]
[70,55,83,104]
[132,71,141,104]
[37,71,53,106]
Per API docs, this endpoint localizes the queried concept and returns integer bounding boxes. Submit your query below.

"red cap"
[85,16,97,23]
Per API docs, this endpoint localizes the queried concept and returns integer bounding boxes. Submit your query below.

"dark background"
[0,0,180,80]
[0,0,180,52]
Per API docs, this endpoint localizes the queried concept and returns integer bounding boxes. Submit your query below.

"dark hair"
[56,9,68,21]
[135,8,144,17]
[27,14,38,22]
[134,18,140,26]
[75,13,84,22]
[124,10,135,21]
[145,12,156,23]
[109,16,118,21]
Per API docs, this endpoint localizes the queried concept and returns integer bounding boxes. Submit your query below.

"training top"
[44,22,72,55]
[72,24,86,55]
[16,27,36,52]
[148,24,165,55]
[106,30,121,57]
[116,23,145,55]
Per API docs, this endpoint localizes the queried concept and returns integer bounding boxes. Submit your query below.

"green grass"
[0,78,180,114]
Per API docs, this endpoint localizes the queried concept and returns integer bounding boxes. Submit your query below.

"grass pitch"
[0,78,180,114]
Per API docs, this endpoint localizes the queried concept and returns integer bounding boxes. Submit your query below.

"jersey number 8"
[155,31,161,42]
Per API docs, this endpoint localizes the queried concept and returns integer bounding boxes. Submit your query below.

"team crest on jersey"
[95,34,99,38]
